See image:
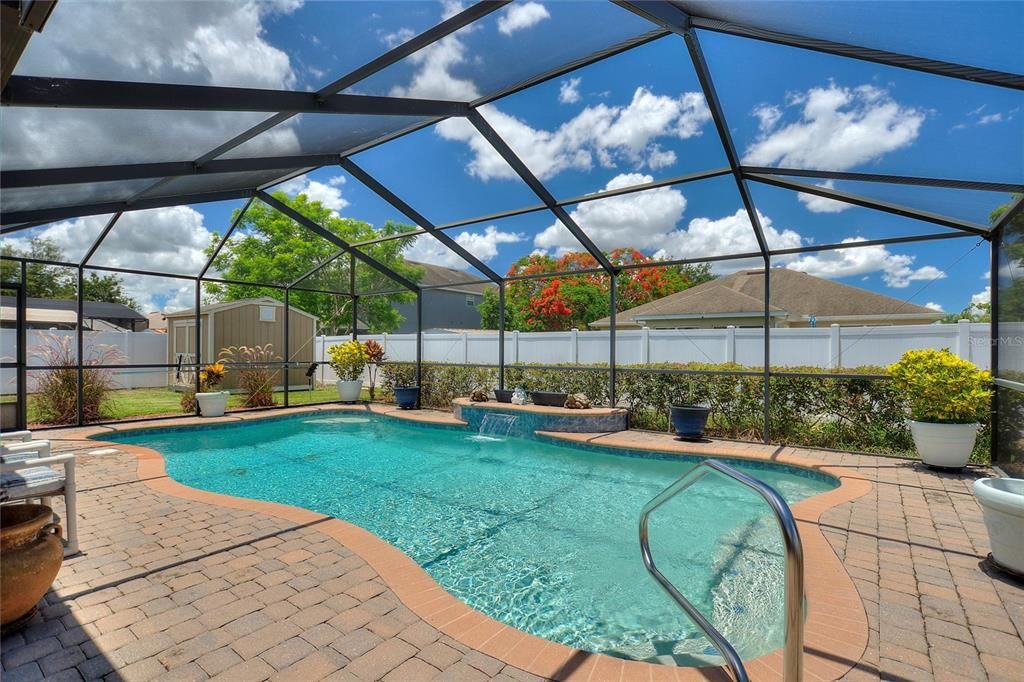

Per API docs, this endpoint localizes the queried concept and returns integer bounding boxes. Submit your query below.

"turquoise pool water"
[101,413,836,666]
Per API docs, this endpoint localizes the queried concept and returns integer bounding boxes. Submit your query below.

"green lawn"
[15,385,370,425]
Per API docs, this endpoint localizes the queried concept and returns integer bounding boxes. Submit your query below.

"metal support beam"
[746,173,992,237]
[466,109,616,274]
[80,213,122,266]
[739,167,1024,194]
[416,290,423,407]
[350,254,358,338]
[76,266,84,426]
[609,272,617,406]
[763,264,771,444]
[289,249,347,289]
[256,190,419,292]
[2,155,345,189]
[990,193,1024,238]
[770,231,975,257]
[681,26,770,259]
[686,14,1024,91]
[284,286,290,408]
[2,76,470,117]
[339,158,503,282]
[1,187,255,229]
[498,282,506,391]
[194,278,202,416]
[990,237,1000,463]
[199,198,254,279]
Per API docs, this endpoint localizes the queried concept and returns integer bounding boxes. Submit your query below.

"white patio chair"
[0,430,34,443]
[1,441,79,555]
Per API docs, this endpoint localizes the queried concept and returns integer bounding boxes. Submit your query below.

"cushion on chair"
[0,450,40,464]
[0,467,65,502]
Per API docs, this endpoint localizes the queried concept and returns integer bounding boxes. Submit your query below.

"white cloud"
[6,1,302,169]
[381,27,415,49]
[437,88,711,181]
[533,174,801,271]
[6,208,216,313]
[784,238,947,288]
[743,83,924,170]
[388,33,479,100]
[924,302,944,312]
[970,285,990,312]
[403,225,523,270]
[655,209,803,271]
[797,180,853,214]
[497,2,550,35]
[978,112,1004,125]
[559,77,582,104]
[278,174,349,215]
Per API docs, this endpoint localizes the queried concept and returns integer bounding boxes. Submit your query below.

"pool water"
[103,413,836,666]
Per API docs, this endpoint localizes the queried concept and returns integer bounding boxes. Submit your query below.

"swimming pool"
[101,413,837,666]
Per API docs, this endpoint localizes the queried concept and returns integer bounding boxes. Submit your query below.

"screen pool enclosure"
[1,1,1021,472]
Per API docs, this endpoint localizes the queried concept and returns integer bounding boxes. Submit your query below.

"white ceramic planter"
[336,379,362,402]
[973,477,1024,575]
[908,420,978,469]
[196,391,229,418]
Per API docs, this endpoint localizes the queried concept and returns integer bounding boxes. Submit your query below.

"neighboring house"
[146,311,168,333]
[393,261,495,333]
[589,269,944,330]
[0,296,148,331]
[163,297,317,390]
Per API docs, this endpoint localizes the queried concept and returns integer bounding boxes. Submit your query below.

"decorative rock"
[564,393,591,410]
[469,388,489,402]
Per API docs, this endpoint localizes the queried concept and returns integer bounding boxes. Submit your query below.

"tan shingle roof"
[410,261,494,295]
[589,269,942,327]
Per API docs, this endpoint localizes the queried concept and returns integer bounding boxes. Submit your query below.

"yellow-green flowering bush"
[888,349,991,424]
[327,340,366,381]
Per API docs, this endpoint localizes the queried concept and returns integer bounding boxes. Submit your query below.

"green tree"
[2,237,136,308]
[206,193,422,333]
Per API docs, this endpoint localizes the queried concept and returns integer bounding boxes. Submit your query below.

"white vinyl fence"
[1,329,168,395]
[3,320,1007,395]
[313,320,994,384]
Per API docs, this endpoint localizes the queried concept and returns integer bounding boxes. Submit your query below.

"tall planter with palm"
[328,340,366,403]
[888,349,991,469]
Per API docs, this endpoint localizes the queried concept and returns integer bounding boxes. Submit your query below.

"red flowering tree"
[479,249,712,331]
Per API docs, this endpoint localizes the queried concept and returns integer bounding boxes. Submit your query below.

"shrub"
[327,340,366,381]
[887,349,992,423]
[30,333,123,424]
[380,360,992,463]
[219,344,280,408]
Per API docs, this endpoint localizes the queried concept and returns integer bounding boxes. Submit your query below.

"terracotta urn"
[1,504,64,631]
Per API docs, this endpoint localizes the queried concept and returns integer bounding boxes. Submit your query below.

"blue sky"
[6,0,1022,315]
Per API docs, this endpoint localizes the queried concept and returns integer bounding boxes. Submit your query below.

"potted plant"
[394,385,419,409]
[328,340,366,402]
[1,504,64,631]
[195,361,228,417]
[972,477,1024,575]
[531,390,569,407]
[888,349,991,469]
[363,340,386,402]
[669,377,711,441]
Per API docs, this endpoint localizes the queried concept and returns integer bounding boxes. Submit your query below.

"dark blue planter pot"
[670,405,711,440]
[394,386,419,410]
[531,391,568,407]
[494,389,513,403]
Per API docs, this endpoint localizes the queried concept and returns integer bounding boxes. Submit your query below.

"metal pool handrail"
[638,458,805,682]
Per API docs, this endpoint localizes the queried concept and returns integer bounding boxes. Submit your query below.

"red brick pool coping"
[67,404,872,681]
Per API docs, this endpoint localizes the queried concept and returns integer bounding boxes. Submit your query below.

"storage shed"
[164,297,317,391]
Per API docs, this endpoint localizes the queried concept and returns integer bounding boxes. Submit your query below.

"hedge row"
[379,362,991,463]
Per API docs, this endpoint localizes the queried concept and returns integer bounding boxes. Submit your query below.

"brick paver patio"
[1,408,1021,681]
